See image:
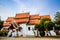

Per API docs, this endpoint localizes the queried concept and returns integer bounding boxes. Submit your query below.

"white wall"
[19,23,27,37]
[26,25,35,36]
[26,25,35,31]
[19,23,35,36]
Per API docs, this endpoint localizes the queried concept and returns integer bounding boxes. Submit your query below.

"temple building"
[3,17,14,29]
[3,12,50,36]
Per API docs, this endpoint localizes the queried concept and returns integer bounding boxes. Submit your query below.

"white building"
[3,12,50,36]
[15,12,40,36]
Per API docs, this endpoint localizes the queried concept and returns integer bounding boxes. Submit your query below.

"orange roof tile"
[15,18,29,23]
[15,12,29,19]
[30,14,40,19]
[3,22,10,27]
[6,17,14,22]
[3,17,14,27]
[28,19,40,25]
[4,12,51,27]
[40,15,50,19]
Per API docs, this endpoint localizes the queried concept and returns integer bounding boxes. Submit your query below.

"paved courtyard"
[0,37,60,40]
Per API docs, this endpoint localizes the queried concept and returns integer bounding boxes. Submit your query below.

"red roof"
[3,21,10,27]
[30,14,40,19]
[3,17,14,27]
[15,18,29,23]
[40,15,50,19]
[6,17,14,22]
[3,12,51,27]
[15,12,29,19]
[28,19,40,25]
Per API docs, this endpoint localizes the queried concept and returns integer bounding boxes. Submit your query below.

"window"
[28,27,30,31]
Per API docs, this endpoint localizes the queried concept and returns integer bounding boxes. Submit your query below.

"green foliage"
[39,18,51,28]
[0,31,8,36]
[54,12,60,27]
[44,21,54,30]
[55,12,60,21]
[34,18,51,31]
[0,21,4,30]
[34,24,39,30]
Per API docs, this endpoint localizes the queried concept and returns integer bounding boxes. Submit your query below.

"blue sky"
[0,0,60,20]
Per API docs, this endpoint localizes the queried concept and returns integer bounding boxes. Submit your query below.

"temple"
[3,12,50,36]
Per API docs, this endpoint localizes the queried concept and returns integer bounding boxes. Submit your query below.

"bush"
[40,31,45,37]
[0,31,8,37]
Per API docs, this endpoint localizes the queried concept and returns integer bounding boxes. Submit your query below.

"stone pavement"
[0,37,60,40]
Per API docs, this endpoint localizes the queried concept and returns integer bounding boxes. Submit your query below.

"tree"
[39,18,51,36]
[39,18,51,29]
[34,18,51,36]
[0,21,4,30]
[55,12,60,21]
[54,12,60,30]
[44,21,55,31]
[55,12,60,24]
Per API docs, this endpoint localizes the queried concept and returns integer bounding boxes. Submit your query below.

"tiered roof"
[30,14,40,20]
[3,22,10,27]
[15,12,29,18]
[15,18,29,23]
[6,17,14,22]
[3,17,14,27]
[15,12,29,23]
[28,19,40,25]
[28,14,40,25]
[3,12,51,27]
